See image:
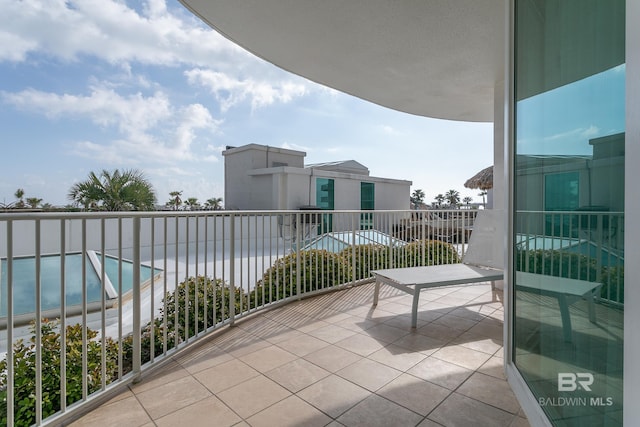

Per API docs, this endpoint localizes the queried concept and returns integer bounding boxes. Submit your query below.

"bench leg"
[587,291,597,324]
[373,281,380,306]
[557,294,573,342]
[411,291,420,328]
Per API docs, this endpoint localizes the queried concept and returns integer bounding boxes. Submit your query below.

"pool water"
[0,252,161,317]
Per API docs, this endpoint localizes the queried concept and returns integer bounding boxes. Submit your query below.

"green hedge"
[0,321,120,427]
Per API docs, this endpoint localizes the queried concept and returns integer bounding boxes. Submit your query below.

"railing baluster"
[132,216,141,381]
[60,219,67,414]
[35,219,42,425]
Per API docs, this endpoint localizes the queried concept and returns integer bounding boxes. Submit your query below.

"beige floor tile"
[431,344,492,370]
[265,358,330,392]
[416,322,465,342]
[176,343,234,374]
[392,332,445,355]
[246,395,332,427]
[264,327,304,344]
[362,323,410,343]
[134,375,211,420]
[337,394,423,427]
[382,313,429,329]
[307,323,358,344]
[69,395,151,427]
[130,361,190,393]
[428,392,514,427]
[102,388,134,405]
[334,332,385,356]
[217,375,291,419]
[453,330,503,355]
[457,372,521,414]
[336,358,402,392]
[432,313,479,331]
[297,375,370,418]
[194,358,260,393]
[333,314,378,332]
[408,357,473,390]
[226,335,273,358]
[477,356,507,380]
[303,344,363,372]
[417,418,446,427]
[510,417,531,427]
[468,320,504,341]
[154,395,241,427]
[368,344,427,371]
[377,373,451,416]
[277,333,331,356]
[238,344,298,372]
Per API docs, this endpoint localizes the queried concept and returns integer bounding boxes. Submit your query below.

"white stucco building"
[222,144,411,212]
[181,2,636,426]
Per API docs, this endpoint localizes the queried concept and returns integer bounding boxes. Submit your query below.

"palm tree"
[168,191,183,210]
[410,189,425,209]
[184,197,200,210]
[462,196,473,208]
[14,188,25,208]
[434,194,445,208]
[445,189,460,208]
[478,190,488,208]
[26,197,42,209]
[205,197,223,210]
[68,169,156,211]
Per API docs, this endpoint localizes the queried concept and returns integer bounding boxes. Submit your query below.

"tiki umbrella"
[464,166,493,190]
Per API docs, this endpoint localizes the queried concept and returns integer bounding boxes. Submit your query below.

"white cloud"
[185,68,308,112]
[0,0,245,67]
[2,85,220,164]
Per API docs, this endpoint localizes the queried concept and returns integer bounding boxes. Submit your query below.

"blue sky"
[0,0,493,207]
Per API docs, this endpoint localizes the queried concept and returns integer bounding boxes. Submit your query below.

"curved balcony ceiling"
[180,0,505,122]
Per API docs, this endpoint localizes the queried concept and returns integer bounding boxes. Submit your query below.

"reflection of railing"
[515,210,624,305]
[0,209,471,426]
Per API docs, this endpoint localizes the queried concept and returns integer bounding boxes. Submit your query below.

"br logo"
[558,373,594,391]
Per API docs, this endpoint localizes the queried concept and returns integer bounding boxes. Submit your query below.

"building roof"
[306,160,369,175]
[179,0,505,122]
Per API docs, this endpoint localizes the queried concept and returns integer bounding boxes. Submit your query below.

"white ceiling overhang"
[179,0,505,122]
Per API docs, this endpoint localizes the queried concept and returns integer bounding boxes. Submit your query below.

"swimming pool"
[0,251,162,318]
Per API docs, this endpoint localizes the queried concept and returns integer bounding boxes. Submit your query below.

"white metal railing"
[515,210,625,305]
[0,209,478,425]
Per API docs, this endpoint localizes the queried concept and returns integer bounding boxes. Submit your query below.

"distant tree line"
[2,169,224,212]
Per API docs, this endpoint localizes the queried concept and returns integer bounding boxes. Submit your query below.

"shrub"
[252,250,351,305]
[391,239,461,268]
[0,321,119,427]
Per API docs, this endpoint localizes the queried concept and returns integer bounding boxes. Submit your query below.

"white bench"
[515,271,601,342]
[372,210,504,328]
[371,211,601,341]
[372,264,502,328]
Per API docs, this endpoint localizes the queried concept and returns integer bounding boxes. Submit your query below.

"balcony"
[1,208,621,426]
[70,281,527,427]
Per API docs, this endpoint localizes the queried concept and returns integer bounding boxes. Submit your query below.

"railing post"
[296,212,301,297]
[229,214,236,325]
[132,216,142,382]
[6,220,14,427]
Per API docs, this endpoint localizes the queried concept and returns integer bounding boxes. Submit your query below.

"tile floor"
[70,282,529,427]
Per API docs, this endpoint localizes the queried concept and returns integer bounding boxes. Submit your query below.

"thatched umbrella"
[464,166,493,190]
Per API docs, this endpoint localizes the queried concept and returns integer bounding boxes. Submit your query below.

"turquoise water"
[0,253,102,317]
[0,253,162,317]
[99,253,161,294]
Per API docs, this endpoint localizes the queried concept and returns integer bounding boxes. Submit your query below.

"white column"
[624,0,640,424]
